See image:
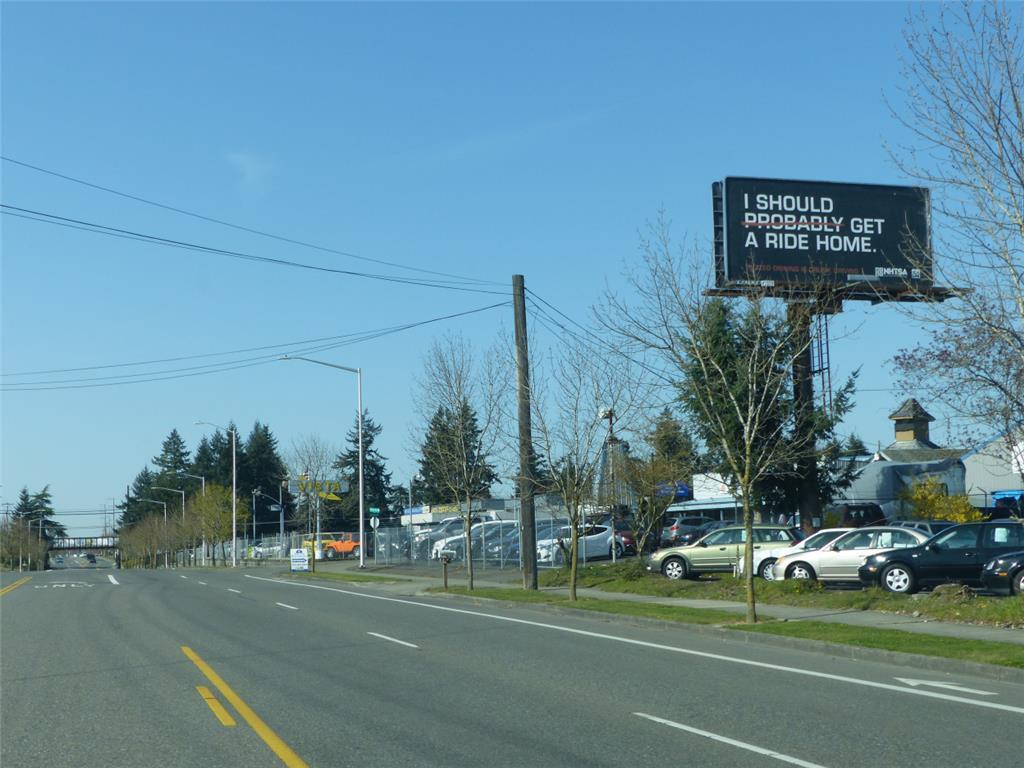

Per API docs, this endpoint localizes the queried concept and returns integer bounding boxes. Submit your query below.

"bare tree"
[415,334,504,590]
[888,1,1024,473]
[287,433,339,533]
[603,221,819,623]
[530,339,645,600]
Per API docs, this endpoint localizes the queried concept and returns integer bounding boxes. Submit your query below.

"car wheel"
[759,558,777,581]
[662,557,688,580]
[786,562,816,580]
[352,547,360,559]
[325,549,336,560]
[610,542,624,558]
[1013,569,1024,596]
[881,564,916,594]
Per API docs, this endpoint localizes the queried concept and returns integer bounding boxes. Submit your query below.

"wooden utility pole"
[789,302,820,535]
[513,275,538,589]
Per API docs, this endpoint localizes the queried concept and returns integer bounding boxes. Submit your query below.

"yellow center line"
[196,686,237,727]
[0,576,32,596]
[181,646,308,768]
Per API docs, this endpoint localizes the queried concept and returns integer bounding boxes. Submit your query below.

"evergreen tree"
[649,409,702,474]
[12,485,66,538]
[417,407,457,504]
[152,429,191,480]
[417,401,498,506]
[118,468,156,528]
[244,421,292,534]
[332,411,393,527]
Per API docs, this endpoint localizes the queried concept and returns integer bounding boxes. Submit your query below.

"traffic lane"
[0,569,282,768]
[188,572,1024,767]
[237,572,1024,704]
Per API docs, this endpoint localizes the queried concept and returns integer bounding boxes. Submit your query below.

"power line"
[3,301,509,391]
[525,291,677,386]
[2,206,509,296]
[2,155,502,286]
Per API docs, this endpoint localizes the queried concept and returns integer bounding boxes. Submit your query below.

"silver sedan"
[771,526,931,582]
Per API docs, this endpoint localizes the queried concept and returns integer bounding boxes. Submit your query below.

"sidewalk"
[313,559,1024,646]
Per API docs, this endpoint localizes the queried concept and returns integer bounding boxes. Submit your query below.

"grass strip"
[287,570,409,584]
[431,586,745,625]
[540,562,1024,628]
[730,621,1024,669]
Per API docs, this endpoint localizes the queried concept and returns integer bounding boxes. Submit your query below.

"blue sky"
[2,2,966,535]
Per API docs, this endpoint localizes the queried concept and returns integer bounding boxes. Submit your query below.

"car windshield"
[932,526,979,549]
[801,530,846,550]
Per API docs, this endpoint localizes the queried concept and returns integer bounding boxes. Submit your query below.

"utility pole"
[513,274,538,590]
[789,302,820,535]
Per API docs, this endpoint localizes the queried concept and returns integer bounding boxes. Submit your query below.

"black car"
[981,550,1024,595]
[858,520,1024,594]
[85,553,97,564]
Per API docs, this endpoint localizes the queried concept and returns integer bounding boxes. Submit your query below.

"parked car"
[739,527,855,580]
[660,515,715,547]
[537,524,616,565]
[414,517,481,559]
[858,520,1024,594]
[827,503,887,528]
[648,525,802,580]
[432,520,517,560]
[772,526,930,582]
[981,550,1024,595]
[676,519,735,546]
[889,519,956,537]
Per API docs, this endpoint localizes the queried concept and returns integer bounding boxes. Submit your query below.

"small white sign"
[290,547,309,572]
[369,517,380,530]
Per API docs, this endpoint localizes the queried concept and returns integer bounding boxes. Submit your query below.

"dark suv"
[858,520,1024,593]
[660,515,714,546]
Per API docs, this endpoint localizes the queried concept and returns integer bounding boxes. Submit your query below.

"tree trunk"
[569,523,579,601]
[742,492,758,624]
[465,495,475,591]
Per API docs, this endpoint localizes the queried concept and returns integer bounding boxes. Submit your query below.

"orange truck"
[320,532,361,560]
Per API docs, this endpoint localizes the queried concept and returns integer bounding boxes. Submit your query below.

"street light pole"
[279,355,365,568]
[181,473,206,496]
[195,422,238,567]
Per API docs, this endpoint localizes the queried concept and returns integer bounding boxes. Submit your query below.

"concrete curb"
[423,589,1024,684]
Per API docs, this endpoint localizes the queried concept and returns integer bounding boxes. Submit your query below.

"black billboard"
[713,177,932,291]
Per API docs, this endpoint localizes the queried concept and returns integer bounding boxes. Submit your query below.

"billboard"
[713,177,932,291]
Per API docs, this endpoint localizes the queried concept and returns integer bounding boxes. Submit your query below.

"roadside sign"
[370,517,380,530]
[369,507,381,516]
[290,547,309,572]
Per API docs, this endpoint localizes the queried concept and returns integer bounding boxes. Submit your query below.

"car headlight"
[986,559,1004,571]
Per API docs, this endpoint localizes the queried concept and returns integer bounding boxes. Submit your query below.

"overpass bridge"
[50,536,118,552]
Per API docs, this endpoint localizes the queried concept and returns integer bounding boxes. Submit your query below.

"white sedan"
[537,524,615,565]
[740,527,855,580]
[771,526,931,582]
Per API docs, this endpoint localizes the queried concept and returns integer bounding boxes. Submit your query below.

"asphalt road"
[2,567,1022,768]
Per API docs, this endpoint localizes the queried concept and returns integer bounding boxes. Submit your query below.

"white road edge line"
[367,632,419,649]
[895,678,998,696]
[198,581,207,586]
[275,602,299,610]
[107,574,119,585]
[634,713,828,768]
[243,574,1024,716]
[227,588,241,594]
[180,575,188,579]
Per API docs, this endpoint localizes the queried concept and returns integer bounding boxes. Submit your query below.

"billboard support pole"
[789,301,821,535]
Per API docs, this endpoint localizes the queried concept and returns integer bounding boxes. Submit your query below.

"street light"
[195,421,238,567]
[254,486,286,558]
[279,355,365,568]
[138,498,168,568]
[180,472,206,496]
[151,486,186,521]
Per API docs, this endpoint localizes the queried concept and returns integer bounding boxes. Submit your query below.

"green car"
[646,524,802,580]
